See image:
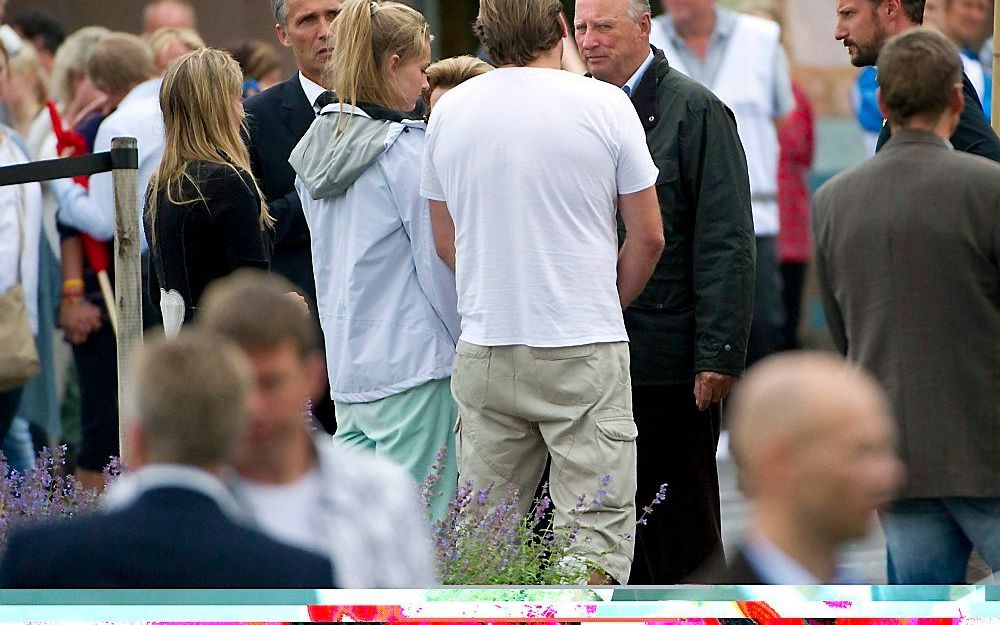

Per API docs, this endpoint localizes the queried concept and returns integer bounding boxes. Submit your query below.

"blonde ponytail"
[326,0,430,117]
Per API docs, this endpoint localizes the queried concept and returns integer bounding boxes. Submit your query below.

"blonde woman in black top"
[145,48,272,332]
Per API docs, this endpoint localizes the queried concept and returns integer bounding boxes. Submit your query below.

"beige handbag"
[0,183,40,392]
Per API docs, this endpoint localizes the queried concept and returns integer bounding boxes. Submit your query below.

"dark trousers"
[73,322,119,472]
[629,384,724,584]
[0,387,24,447]
[780,261,807,350]
[747,236,785,366]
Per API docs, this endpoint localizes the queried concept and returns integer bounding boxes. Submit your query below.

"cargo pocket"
[533,344,601,407]
[452,341,489,409]
[592,413,639,509]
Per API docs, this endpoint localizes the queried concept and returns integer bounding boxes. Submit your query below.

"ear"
[877,86,889,121]
[126,423,149,470]
[951,83,966,117]
[558,12,570,39]
[276,23,291,48]
[387,53,402,73]
[884,0,902,20]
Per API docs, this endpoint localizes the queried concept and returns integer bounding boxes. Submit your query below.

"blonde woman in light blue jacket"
[290,0,458,519]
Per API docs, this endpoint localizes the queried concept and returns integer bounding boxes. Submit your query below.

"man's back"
[421,68,657,347]
[813,130,1000,499]
[0,487,335,588]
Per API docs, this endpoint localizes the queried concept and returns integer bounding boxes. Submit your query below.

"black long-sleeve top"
[145,161,270,323]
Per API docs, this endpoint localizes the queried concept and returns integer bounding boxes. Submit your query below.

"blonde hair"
[149,26,206,68]
[50,26,110,105]
[326,0,430,115]
[147,48,272,246]
[9,43,49,106]
[423,55,493,106]
[88,32,154,95]
[475,0,563,67]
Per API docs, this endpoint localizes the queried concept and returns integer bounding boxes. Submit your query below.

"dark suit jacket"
[244,75,317,300]
[0,487,335,588]
[876,72,1000,161]
[623,48,756,384]
[813,130,1000,499]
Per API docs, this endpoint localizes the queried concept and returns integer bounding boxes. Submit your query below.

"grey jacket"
[813,130,1000,498]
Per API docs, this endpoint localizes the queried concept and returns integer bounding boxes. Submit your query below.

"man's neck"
[753,507,841,583]
[235,429,317,485]
[895,115,956,142]
[299,66,324,87]
[510,44,564,71]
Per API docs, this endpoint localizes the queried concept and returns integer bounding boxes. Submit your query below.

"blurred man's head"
[475,0,566,67]
[148,26,205,73]
[943,0,989,48]
[272,0,343,84]
[661,0,716,29]
[729,353,903,547]
[199,271,324,469]
[877,27,964,133]
[142,0,196,38]
[88,32,155,103]
[835,0,925,67]
[127,331,252,471]
[574,0,652,88]
[922,0,945,29]
[9,11,65,76]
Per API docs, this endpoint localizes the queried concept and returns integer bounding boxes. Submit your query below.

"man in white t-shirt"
[421,0,664,585]
[199,271,437,589]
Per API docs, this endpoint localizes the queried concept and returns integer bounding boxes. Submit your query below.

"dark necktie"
[314,90,336,114]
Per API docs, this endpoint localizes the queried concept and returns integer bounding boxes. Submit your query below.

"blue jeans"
[882,498,1000,584]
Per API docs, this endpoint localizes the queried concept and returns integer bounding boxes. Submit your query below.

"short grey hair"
[128,330,251,467]
[272,0,289,24]
[629,0,652,19]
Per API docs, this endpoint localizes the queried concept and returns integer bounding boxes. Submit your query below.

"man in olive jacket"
[576,0,756,584]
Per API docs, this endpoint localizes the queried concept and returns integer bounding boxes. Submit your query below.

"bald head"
[143,0,196,38]
[729,352,903,542]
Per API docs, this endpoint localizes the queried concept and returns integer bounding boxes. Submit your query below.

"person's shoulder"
[189,161,257,191]
[944,147,1000,188]
[244,75,298,113]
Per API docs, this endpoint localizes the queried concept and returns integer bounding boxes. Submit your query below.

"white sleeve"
[52,123,117,240]
[19,181,43,334]
[614,95,659,195]
[419,121,446,202]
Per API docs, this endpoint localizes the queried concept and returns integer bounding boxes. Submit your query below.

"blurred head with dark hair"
[9,11,66,76]
[230,39,285,94]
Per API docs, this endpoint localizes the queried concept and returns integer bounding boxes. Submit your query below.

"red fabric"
[46,101,113,272]
[777,83,815,263]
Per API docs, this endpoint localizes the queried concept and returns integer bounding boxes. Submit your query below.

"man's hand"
[694,372,737,411]
[59,299,103,345]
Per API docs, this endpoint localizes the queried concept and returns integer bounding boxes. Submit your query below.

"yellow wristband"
[63,279,84,289]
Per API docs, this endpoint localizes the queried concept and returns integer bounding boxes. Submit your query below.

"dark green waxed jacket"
[620,48,756,385]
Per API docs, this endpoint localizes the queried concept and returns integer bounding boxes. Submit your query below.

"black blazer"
[244,75,317,300]
[0,487,335,588]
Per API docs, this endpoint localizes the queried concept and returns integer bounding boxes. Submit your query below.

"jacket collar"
[102,464,250,524]
[632,46,669,131]
[882,128,953,151]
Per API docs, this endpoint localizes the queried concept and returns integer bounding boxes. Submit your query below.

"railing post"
[111,137,142,465]
[993,1,1000,134]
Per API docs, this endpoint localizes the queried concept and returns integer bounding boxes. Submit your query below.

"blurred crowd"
[0,0,995,588]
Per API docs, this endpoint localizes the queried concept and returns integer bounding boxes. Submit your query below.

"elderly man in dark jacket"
[576,0,756,584]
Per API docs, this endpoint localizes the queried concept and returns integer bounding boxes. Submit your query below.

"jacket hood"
[289,104,397,200]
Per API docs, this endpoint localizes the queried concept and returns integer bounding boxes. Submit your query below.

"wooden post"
[993,0,1000,133]
[111,137,142,466]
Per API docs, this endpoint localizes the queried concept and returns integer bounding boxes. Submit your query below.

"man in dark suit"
[244,0,343,432]
[575,0,756,583]
[0,332,336,589]
[704,352,903,584]
[835,0,1000,160]
[814,28,1000,584]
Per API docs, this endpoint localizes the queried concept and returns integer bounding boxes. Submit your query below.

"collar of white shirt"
[299,72,327,113]
[743,531,855,584]
[102,464,249,524]
[623,49,656,96]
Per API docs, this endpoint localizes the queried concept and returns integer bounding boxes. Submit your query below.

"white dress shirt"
[53,78,164,250]
[299,72,327,114]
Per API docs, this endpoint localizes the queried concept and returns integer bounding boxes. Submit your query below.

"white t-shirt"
[232,467,327,556]
[421,68,658,347]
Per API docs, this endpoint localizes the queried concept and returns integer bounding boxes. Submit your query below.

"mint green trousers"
[334,377,458,521]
